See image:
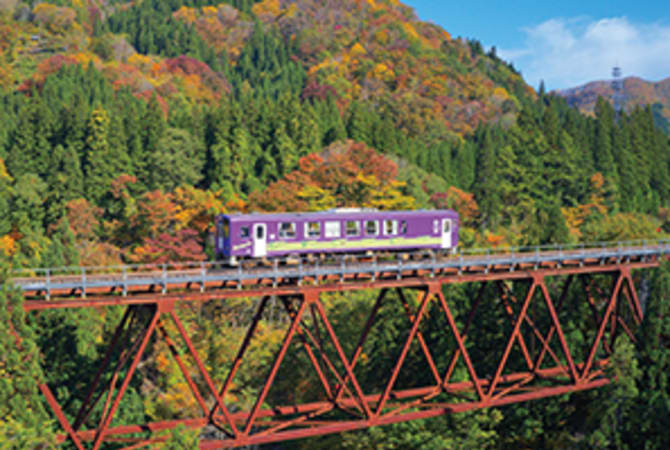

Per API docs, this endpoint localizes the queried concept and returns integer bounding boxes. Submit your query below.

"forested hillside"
[559,76,670,134]
[1,0,670,448]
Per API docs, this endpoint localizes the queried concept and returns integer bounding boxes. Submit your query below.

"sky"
[403,0,670,91]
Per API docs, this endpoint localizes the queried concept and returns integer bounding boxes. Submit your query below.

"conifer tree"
[347,101,372,145]
[473,126,501,228]
[612,121,639,212]
[122,99,146,188]
[593,97,619,195]
[0,268,55,446]
[0,159,12,237]
[272,124,298,176]
[496,144,525,225]
[148,128,205,191]
[6,100,53,179]
[620,262,670,448]
[83,106,129,204]
[231,127,251,192]
[60,93,88,162]
[542,131,580,205]
[453,141,476,190]
[542,104,561,149]
[45,144,84,225]
[373,116,400,155]
[141,94,166,189]
[296,104,322,157]
[43,217,79,268]
[320,98,347,146]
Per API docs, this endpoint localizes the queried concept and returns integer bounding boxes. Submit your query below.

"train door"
[441,218,452,249]
[253,223,267,257]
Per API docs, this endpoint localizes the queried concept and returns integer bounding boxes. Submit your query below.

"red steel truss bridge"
[8,240,670,449]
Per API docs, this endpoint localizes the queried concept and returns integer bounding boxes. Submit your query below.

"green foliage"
[161,424,200,449]
[149,127,205,191]
[227,21,306,99]
[42,216,79,268]
[339,408,502,449]
[583,337,641,448]
[106,0,222,70]
[616,261,670,448]
[0,1,670,447]
[580,212,661,242]
[0,269,56,448]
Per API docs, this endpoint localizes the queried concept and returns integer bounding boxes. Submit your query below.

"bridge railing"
[9,239,670,286]
[9,238,670,278]
[457,238,670,258]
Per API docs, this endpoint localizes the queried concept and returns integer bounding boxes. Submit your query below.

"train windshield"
[223,219,230,238]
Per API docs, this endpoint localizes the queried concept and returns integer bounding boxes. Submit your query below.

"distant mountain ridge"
[557,76,670,133]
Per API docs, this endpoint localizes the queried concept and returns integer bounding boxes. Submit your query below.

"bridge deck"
[11,241,670,300]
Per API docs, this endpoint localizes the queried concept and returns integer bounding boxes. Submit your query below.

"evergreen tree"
[6,100,53,179]
[45,144,83,225]
[583,336,640,448]
[453,141,476,190]
[622,262,670,448]
[612,120,639,212]
[43,217,79,268]
[122,98,146,188]
[372,115,400,155]
[318,97,347,146]
[542,131,580,206]
[296,103,322,158]
[231,127,251,193]
[473,126,501,228]
[496,144,526,225]
[0,269,55,447]
[148,128,205,191]
[141,94,167,189]
[347,101,373,145]
[83,106,129,204]
[593,97,619,203]
[272,123,298,176]
[0,159,12,237]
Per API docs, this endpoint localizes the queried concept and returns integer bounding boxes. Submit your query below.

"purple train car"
[215,209,459,264]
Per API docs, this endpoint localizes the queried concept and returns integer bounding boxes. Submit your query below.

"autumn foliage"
[430,186,480,226]
[249,141,415,212]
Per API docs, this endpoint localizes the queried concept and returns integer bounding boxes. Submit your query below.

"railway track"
[10,240,670,300]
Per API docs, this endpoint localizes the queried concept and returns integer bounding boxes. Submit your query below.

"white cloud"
[498,17,670,90]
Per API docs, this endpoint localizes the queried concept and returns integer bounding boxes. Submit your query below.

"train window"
[346,221,360,237]
[400,221,407,234]
[433,220,439,234]
[279,222,296,239]
[384,220,397,235]
[306,221,321,239]
[240,226,250,238]
[365,220,379,236]
[325,221,341,238]
[223,220,230,238]
[256,226,264,239]
[443,220,451,233]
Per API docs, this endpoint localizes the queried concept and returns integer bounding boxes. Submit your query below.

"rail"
[9,239,670,299]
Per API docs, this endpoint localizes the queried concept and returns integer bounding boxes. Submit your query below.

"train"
[215,209,459,265]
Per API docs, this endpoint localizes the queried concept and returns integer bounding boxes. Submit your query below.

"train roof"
[219,209,458,223]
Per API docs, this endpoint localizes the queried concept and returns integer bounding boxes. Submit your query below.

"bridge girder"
[11,260,652,449]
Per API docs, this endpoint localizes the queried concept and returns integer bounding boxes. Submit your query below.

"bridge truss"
[10,242,669,449]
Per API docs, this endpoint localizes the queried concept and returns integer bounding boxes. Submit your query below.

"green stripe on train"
[267,237,443,252]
